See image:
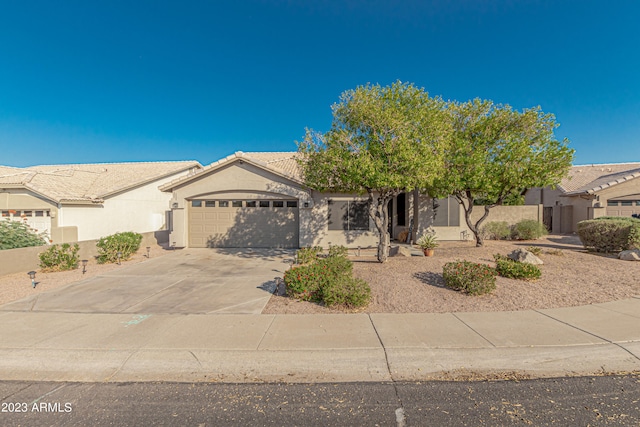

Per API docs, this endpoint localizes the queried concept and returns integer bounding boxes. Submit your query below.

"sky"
[0,0,639,167]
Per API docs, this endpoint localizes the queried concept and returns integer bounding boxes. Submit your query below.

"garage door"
[606,200,640,218]
[188,199,299,248]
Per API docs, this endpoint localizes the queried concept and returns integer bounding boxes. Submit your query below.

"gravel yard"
[262,234,640,314]
[2,235,638,314]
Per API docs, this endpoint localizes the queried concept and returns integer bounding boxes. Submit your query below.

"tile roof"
[0,161,201,203]
[559,163,640,195]
[159,151,302,191]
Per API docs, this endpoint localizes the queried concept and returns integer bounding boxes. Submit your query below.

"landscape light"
[27,271,36,288]
[117,251,122,265]
[146,246,151,258]
[81,259,88,274]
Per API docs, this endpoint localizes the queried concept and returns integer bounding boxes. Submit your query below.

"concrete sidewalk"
[1,297,639,383]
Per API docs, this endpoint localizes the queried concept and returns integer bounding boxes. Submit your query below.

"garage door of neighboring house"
[606,199,640,218]
[188,199,299,248]
[1,210,52,239]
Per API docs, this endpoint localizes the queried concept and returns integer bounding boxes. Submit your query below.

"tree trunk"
[368,190,392,263]
[456,192,492,247]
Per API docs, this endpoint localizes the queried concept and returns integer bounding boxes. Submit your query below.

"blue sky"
[1,0,638,167]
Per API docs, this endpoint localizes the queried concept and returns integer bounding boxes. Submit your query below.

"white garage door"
[188,199,299,248]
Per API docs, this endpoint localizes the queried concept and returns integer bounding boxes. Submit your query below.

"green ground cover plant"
[511,219,548,240]
[493,254,541,280]
[442,260,497,295]
[96,231,143,264]
[39,243,80,271]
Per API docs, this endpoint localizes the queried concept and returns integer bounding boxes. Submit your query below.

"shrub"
[322,276,371,308]
[39,243,80,271]
[442,261,497,295]
[296,246,323,264]
[577,218,640,252]
[493,254,541,280]
[511,220,548,240]
[327,244,349,259]
[0,219,48,250]
[96,231,143,264]
[526,246,542,256]
[481,221,511,240]
[285,248,369,308]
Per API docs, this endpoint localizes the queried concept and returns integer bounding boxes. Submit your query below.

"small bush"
[39,243,80,271]
[0,219,48,250]
[493,254,541,280]
[96,231,143,264]
[526,246,542,256]
[284,262,324,302]
[577,218,640,252]
[481,221,511,240]
[511,220,548,240]
[442,261,497,295]
[327,244,349,259]
[296,246,323,264]
[322,276,371,308]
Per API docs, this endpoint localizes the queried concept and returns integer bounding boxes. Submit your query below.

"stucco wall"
[59,170,190,242]
[0,231,167,276]
[416,194,543,241]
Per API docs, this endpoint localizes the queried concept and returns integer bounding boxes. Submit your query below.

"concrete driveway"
[0,248,293,315]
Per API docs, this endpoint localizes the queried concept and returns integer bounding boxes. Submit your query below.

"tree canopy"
[430,99,574,246]
[298,81,450,262]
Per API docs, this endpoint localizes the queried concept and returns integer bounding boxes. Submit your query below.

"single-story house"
[0,161,202,243]
[161,151,543,248]
[525,162,640,233]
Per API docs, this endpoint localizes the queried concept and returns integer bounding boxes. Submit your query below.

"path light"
[27,271,36,288]
[146,246,151,258]
[117,251,122,265]
[81,259,88,274]
[171,242,176,250]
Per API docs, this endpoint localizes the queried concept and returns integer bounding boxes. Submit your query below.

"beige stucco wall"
[416,194,543,241]
[0,231,166,276]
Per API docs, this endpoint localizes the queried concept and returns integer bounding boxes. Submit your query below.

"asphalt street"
[2,375,639,426]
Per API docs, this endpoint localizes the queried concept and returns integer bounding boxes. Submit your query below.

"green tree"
[298,81,449,262]
[0,219,48,250]
[431,99,574,247]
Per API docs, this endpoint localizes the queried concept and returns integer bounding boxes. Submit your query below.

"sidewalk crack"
[255,315,276,350]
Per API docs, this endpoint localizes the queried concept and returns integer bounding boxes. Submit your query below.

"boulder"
[618,249,640,261]
[507,248,544,265]
[389,245,413,257]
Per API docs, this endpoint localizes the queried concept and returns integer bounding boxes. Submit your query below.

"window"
[273,201,284,208]
[219,201,229,207]
[328,200,369,231]
[607,201,618,206]
[246,201,257,207]
[1,211,9,217]
[620,201,633,207]
[259,201,270,207]
[191,200,202,207]
[432,197,460,227]
[636,201,640,206]
[35,211,44,217]
[286,201,298,208]
[397,193,406,226]
[232,200,243,207]
[205,201,216,207]
[23,211,32,217]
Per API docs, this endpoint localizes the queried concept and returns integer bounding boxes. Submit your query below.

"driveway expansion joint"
[451,313,497,348]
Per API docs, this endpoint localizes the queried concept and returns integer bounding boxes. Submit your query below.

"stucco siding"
[59,170,190,242]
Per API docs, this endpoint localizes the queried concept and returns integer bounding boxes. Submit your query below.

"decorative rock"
[389,245,413,257]
[508,248,544,265]
[618,249,640,261]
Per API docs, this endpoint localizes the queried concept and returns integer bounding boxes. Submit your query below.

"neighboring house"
[0,161,202,243]
[161,152,542,248]
[525,162,640,233]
